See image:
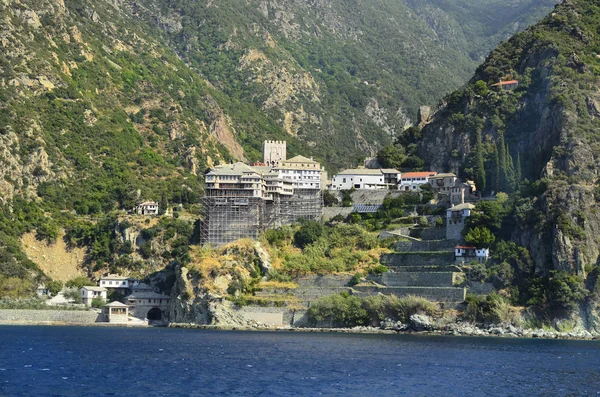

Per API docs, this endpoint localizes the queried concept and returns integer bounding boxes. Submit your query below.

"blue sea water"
[0,326,599,396]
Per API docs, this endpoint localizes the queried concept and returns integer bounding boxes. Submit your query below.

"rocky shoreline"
[168,318,600,341]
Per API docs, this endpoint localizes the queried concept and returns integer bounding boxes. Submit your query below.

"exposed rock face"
[418,1,600,275]
[254,242,272,275]
[169,265,249,326]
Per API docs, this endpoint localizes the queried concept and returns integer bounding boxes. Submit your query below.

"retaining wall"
[372,272,455,287]
[235,306,309,327]
[0,309,100,324]
[410,227,446,241]
[395,240,456,252]
[295,275,352,288]
[381,252,455,267]
[353,286,466,302]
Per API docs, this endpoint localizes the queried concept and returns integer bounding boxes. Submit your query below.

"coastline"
[0,319,598,340]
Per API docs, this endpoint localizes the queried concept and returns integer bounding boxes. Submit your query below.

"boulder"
[409,314,434,331]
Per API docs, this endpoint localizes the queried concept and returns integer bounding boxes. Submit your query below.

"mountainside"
[0,0,555,292]
[418,0,600,275]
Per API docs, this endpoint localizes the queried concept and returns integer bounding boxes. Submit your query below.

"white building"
[99,275,136,290]
[102,301,129,323]
[205,162,266,198]
[80,286,107,307]
[399,172,437,191]
[331,169,388,190]
[275,155,323,190]
[455,246,490,263]
[136,201,159,215]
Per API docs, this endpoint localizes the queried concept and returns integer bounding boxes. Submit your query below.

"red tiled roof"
[491,80,519,87]
[401,172,437,179]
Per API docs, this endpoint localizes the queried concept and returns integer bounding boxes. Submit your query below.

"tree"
[46,280,63,296]
[474,129,486,192]
[376,145,405,169]
[323,190,339,207]
[294,221,324,248]
[65,276,95,289]
[464,226,495,248]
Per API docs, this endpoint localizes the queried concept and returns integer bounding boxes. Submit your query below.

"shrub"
[369,264,389,275]
[307,292,368,327]
[464,292,510,323]
[65,276,95,289]
[91,297,105,308]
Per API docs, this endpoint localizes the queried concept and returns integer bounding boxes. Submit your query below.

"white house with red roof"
[399,171,437,191]
[455,246,490,263]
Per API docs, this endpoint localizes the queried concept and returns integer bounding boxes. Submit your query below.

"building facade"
[80,286,107,307]
[201,155,323,246]
[102,301,129,323]
[446,203,475,240]
[331,169,387,190]
[125,291,171,323]
[136,201,159,215]
[455,246,490,263]
[399,172,437,191]
[428,173,458,194]
[262,140,287,167]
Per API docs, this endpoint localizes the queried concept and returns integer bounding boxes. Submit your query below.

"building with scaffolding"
[200,150,324,246]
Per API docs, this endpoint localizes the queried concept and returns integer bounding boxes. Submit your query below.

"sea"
[0,326,599,396]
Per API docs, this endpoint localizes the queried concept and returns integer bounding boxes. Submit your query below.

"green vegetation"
[307,293,437,327]
[262,223,387,279]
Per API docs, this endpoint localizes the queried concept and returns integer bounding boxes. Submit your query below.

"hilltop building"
[491,80,519,90]
[446,203,475,240]
[136,201,159,215]
[201,143,323,246]
[330,168,400,190]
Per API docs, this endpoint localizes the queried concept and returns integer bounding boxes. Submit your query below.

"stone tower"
[262,140,287,166]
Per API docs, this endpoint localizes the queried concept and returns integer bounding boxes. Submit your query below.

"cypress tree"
[493,144,500,192]
[498,133,507,191]
[474,129,486,192]
[516,152,522,184]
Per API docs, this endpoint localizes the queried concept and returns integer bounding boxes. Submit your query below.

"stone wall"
[235,306,309,327]
[381,252,455,267]
[353,286,466,302]
[468,282,496,295]
[410,227,446,241]
[0,309,100,324]
[395,240,456,252]
[295,275,352,288]
[372,272,455,287]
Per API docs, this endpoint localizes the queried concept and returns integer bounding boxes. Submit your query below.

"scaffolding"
[200,189,323,246]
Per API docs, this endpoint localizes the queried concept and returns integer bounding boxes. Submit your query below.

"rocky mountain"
[0,0,556,292]
[417,0,600,276]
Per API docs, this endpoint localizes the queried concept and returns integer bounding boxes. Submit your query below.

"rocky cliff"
[417,0,600,275]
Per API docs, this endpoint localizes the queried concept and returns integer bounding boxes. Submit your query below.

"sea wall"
[0,309,100,324]
[235,306,309,327]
